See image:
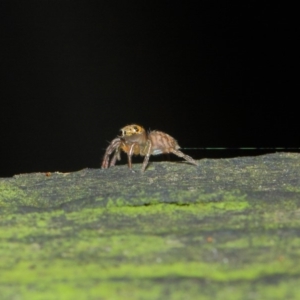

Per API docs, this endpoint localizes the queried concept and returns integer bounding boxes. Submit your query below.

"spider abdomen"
[149,131,180,155]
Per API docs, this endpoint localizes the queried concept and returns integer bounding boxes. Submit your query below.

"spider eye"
[133,126,139,132]
[120,130,124,136]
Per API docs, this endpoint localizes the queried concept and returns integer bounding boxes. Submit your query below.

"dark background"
[0,1,297,177]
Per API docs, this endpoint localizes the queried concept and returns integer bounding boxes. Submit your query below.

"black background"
[0,1,297,177]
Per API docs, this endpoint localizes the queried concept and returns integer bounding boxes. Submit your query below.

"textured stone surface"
[1,153,300,299]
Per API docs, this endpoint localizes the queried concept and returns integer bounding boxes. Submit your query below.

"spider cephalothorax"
[101,124,198,172]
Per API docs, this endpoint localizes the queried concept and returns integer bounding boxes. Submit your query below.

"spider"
[101,124,198,172]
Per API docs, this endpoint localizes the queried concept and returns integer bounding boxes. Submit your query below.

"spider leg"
[141,140,152,172]
[127,143,137,170]
[109,149,121,167]
[101,138,121,169]
[170,149,198,166]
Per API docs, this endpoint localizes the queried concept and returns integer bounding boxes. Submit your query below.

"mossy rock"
[1,153,300,299]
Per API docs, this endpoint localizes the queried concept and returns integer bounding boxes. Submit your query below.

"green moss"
[1,279,299,300]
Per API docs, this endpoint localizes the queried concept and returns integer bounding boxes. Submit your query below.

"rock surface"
[1,153,300,299]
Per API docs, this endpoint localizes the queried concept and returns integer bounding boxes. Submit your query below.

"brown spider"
[101,124,198,172]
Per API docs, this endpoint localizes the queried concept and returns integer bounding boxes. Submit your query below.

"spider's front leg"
[101,138,121,169]
[126,143,138,171]
[109,148,121,167]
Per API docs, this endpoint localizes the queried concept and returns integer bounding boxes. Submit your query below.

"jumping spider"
[101,124,198,172]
